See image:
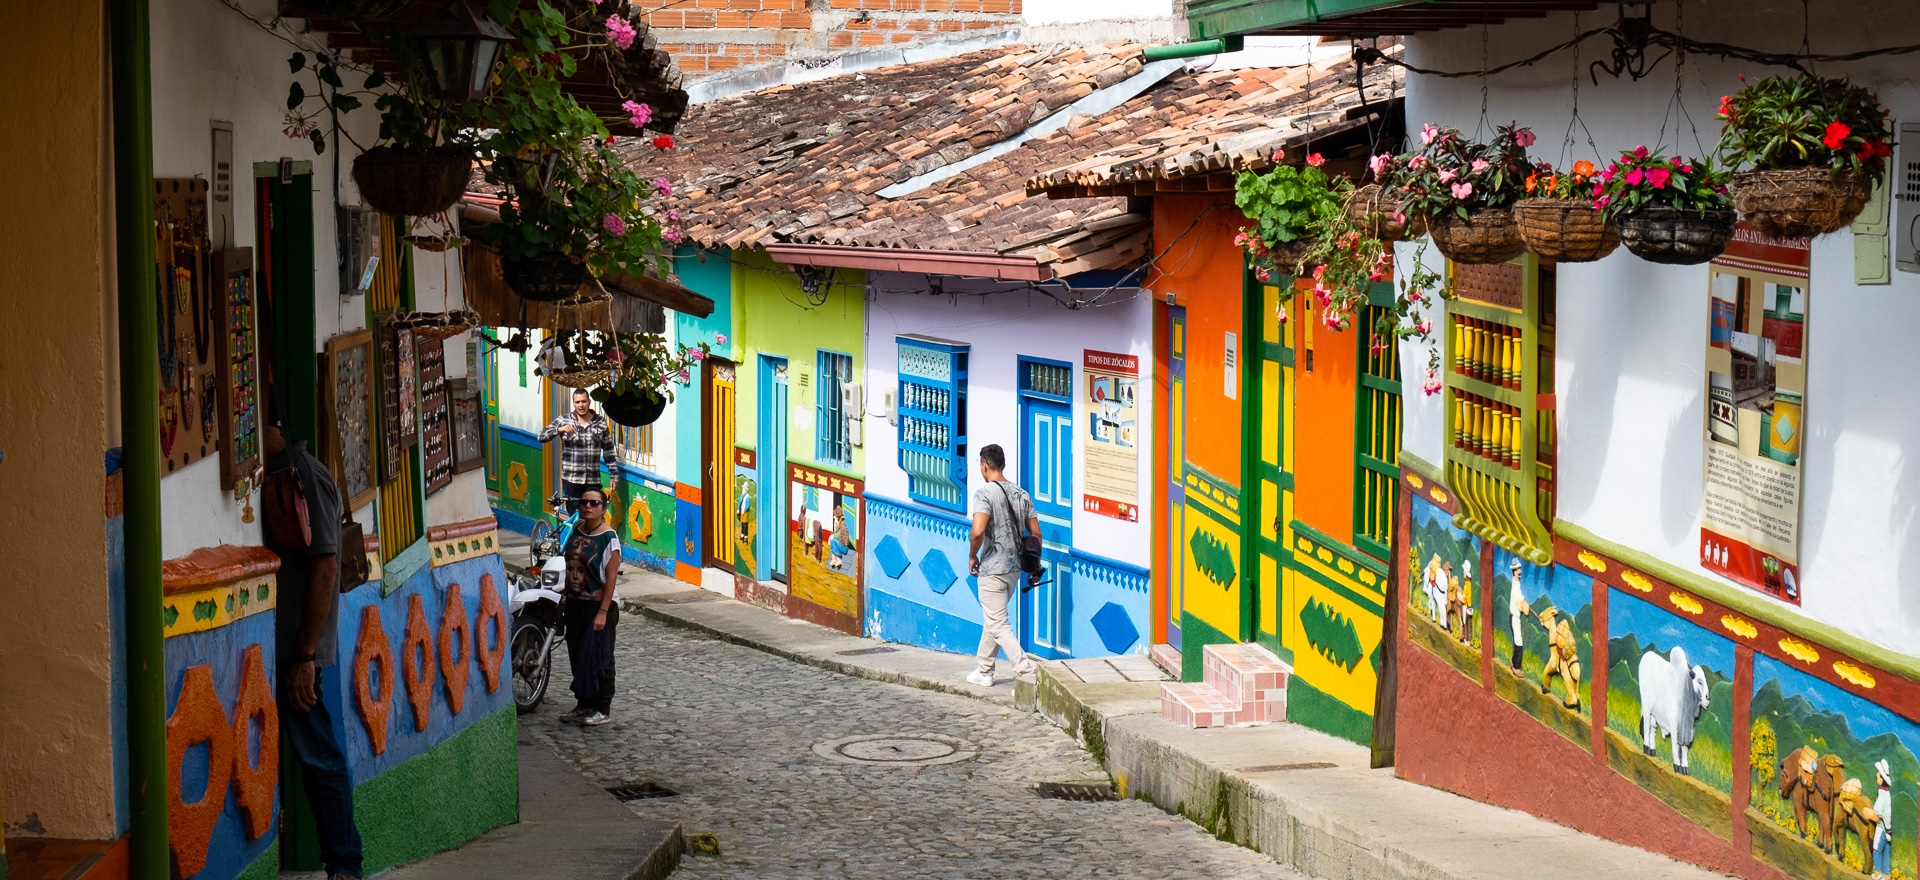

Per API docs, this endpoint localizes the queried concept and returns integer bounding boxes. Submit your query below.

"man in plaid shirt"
[538,388,621,509]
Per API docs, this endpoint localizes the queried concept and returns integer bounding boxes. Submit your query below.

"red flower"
[1306,152,1325,167]
[1823,121,1851,150]
[653,135,675,150]
[1718,95,1736,118]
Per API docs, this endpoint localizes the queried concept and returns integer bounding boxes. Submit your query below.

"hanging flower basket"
[554,281,612,313]
[1347,184,1427,242]
[602,390,668,427]
[1426,208,1527,265]
[281,0,419,22]
[352,146,475,218]
[546,364,613,390]
[1616,206,1738,265]
[1730,168,1871,239]
[1264,238,1316,278]
[1512,199,1620,263]
[395,309,480,341]
[502,251,589,302]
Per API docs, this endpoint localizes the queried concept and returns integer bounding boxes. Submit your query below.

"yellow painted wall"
[0,0,119,840]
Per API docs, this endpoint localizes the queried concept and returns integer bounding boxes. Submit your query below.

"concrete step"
[1149,643,1181,678]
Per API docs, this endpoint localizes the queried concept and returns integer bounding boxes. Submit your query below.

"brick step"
[1204,642,1290,706]
[1160,642,1290,728]
[1148,643,1181,678]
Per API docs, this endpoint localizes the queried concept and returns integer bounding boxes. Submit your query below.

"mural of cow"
[1637,646,1711,776]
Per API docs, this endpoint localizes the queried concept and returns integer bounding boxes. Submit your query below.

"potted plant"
[1234,154,1348,281]
[1395,123,1535,264]
[589,334,709,427]
[1351,152,1426,242]
[1595,147,1736,265]
[1717,72,1893,238]
[1512,159,1619,262]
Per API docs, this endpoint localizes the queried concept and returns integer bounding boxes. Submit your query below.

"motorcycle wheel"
[529,520,552,570]
[511,616,553,715]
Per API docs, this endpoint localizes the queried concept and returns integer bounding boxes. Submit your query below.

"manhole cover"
[1035,781,1119,801]
[1239,762,1337,773]
[606,782,678,801]
[836,646,898,656]
[812,734,978,766]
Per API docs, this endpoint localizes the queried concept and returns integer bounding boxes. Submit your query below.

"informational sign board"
[1702,226,1810,604]
[1082,349,1140,522]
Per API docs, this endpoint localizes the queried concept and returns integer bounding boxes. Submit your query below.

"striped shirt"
[537,411,618,487]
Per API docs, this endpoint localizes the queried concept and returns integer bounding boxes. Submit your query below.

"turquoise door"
[758,355,789,580]
[1018,357,1074,658]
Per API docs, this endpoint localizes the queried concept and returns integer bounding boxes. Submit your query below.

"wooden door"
[702,357,737,571]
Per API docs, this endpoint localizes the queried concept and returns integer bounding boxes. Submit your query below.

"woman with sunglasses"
[558,485,623,726]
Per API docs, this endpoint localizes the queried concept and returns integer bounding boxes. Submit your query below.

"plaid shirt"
[537,411,618,487]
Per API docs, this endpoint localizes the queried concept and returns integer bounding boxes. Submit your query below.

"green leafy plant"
[1716,72,1895,180]
[1234,155,1348,278]
[284,52,387,153]
[595,333,709,404]
[1594,147,1732,217]
[1394,122,1535,220]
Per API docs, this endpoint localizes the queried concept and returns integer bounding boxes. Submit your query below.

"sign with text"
[1702,227,1809,604]
[1082,349,1140,522]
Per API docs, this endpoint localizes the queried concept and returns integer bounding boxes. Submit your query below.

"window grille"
[896,335,968,512]
[815,350,854,467]
[1354,298,1402,560]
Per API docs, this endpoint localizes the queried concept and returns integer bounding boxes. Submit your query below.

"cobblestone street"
[522,612,1302,880]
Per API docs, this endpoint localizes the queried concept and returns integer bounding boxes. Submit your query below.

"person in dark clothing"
[537,388,621,511]
[262,423,364,880]
[559,484,623,726]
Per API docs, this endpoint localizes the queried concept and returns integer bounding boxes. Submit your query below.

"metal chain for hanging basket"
[545,365,614,389]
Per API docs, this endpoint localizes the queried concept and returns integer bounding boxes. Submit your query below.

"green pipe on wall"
[1141,35,1244,62]
[109,0,168,876]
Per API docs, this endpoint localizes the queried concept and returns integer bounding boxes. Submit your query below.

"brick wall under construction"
[633,0,1023,74]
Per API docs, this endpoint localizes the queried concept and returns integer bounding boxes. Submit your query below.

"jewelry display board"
[321,329,378,511]
[156,178,219,474]
[450,378,485,474]
[376,315,419,483]
[210,248,261,487]
[419,337,452,495]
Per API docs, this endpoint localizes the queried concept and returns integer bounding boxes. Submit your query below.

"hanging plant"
[585,333,709,427]
[1233,154,1348,281]
[1394,123,1536,265]
[1348,154,1426,243]
[1512,160,1620,263]
[285,47,478,218]
[1717,72,1894,238]
[1595,147,1736,265]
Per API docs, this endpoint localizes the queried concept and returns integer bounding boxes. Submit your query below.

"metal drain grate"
[836,646,899,656]
[605,782,678,801]
[1035,781,1120,801]
[1239,762,1337,773]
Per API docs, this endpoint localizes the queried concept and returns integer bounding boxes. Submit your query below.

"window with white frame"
[815,350,854,467]
[613,423,655,469]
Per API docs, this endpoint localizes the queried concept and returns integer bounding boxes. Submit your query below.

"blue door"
[1018,358,1074,658]
[758,356,789,580]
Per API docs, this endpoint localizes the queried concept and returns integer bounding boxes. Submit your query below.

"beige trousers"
[975,571,1028,674]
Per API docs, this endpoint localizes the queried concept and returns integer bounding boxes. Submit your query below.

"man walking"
[1507,557,1526,674]
[538,388,621,510]
[261,423,363,880]
[966,444,1038,687]
[559,485,623,726]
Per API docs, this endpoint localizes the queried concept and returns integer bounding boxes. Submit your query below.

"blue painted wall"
[161,609,279,880]
[672,246,736,491]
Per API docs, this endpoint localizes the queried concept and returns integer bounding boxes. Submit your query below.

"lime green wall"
[732,250,867,474]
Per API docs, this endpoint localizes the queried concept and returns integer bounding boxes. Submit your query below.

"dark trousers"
[284,674,364,878]
[1511,642,1524,671]
[563,598,618,713]
[562,479,597,513]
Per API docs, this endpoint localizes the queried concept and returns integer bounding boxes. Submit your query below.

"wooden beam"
[605,272,715,318]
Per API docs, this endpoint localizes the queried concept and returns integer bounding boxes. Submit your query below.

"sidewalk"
[495,527,1725,880]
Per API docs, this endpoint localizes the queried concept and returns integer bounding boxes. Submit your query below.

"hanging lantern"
[409,0,513,101]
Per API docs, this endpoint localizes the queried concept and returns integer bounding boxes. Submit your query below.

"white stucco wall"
[1400,2,1920,653]
[862,272,1155,568]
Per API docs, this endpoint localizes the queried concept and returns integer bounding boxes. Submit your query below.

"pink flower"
[602,213,627,236]
[662,226,684,245]
[1437,168,1456,183]
[1646,167,1671,189]
[1322,310,1343,330]
[1312,264,1327,280]
[689,348,706,360]
[1470,158,1490,173]
[609,348,625,363]
[1624,167,1644,186]
[1680,163,1694,173]
[1513,128,1536,147]
[1594,194,1612,209]
[1254,267,1272,283]
[1600,167,1615,183]
[1405,288,1425,304]
[1416,319,1431,336]
[1450,182,1473,199]
[606,15,637,50]
[1312,286,1332,307]
[1306,152,1325,167]
[653,176,673,197]
[1632,145,1650,159]
[1593,180,1605,197]
[714,333,727,346]
[622,100,652,128]
[1421,368,1443,396]
[1391,211,1407,224]
[1233,231,1249,247]
[1421,124,1438,145]
[1369,153,1393,177]
[675,369,691,384]
[1408,155,1426,169]
[666,209,681,222]
[1276,306,1289,325]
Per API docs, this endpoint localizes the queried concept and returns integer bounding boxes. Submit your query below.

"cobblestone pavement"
[522,614,1304,880]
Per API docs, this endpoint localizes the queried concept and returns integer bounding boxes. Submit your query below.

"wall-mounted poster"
[450,379,484,474]
[210,248,260,487]
[1082,349,1140,521]
[419,337,452,495]
[321,329,378,511]
[376,316,419,483]
[155,178,219,475]
[1703,228,1810,604]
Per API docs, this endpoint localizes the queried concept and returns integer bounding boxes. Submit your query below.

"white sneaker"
[966,669,995,687]
[581,711,612,726]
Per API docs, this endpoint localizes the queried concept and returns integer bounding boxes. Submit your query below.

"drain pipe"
[109,0,168,876]
[1142,35,1244,62]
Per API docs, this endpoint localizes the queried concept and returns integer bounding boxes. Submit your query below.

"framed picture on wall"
[210,247,261,488]
[419,337,452,495]
[450,378,485,474]
[320,329,378,511]
[375,314,419,483]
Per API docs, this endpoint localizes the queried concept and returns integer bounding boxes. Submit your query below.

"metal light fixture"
[410,0,514,101]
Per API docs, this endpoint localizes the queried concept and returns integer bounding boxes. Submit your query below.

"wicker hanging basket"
[554,281,612,313]
[1615,206,1738,265]
[603,390,669,428]
[502,251,589,302]
[395,309,481,341]
[1512,198,1621,263]
[352,146,475,218]
[546,364,614,389]
[1730,167,1872,239]
[1426,207,1527,265]
[1347,184,1427,242]
[1262,238,1316,278]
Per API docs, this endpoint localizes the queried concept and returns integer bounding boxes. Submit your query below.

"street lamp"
[410,0,514,101]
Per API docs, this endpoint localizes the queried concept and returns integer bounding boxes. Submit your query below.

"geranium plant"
[593,333,709,405]
[1234,154,1348,280]
[1592,147,1732,217]
[1716,72,1894,180]
[1289,189,1451,393]
[1394,123,1536,220]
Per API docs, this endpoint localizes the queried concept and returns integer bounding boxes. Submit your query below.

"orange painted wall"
[1149,194,1247,487]
[1292,293,1358,546]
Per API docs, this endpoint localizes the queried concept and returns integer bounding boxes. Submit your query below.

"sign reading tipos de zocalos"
[1082,349,1140,522]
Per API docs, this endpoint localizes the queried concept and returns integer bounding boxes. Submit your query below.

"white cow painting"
[1638,646,1712,776]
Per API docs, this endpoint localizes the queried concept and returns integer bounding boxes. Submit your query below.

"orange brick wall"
[632,0,1022,75]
